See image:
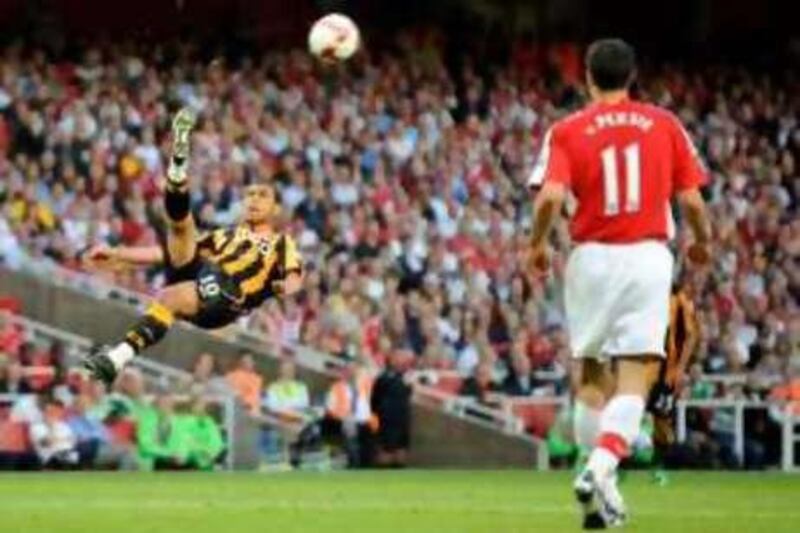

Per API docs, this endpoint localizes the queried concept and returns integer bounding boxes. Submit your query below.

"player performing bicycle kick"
[82,108,304,386]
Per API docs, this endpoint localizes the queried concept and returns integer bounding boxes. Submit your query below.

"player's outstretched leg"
[164,107,199,268]
[83,109,200,387]
[82,282,200,386]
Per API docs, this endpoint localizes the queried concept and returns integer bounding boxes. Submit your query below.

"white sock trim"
[599,394,645,444]
[587,394,646,479]
[107,343,136,371]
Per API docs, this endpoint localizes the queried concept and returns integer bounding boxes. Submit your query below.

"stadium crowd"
[1,306,405,470]
[0,309,226,470]
[0,32,797,462]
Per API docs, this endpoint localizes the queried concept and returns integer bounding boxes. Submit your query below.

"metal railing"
[676,398,800,472]
[696,374,748,386]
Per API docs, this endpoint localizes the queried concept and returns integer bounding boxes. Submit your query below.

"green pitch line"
[0,471,797,532]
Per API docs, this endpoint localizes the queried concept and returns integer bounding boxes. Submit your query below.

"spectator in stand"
[108,367,148,416]
[135,393,189,470]
[22,340,60,394]
[29,398,79,469]
[103,368,147,452]
[0,358,32,394]
[185,352,233,397]
[460,361,501,405]
[260,357,312,464]
[252,298,305,347]
[225,351,264,414]
[371,351,413,468]
[503,351,540,397]
[263,358,311,422]
[174,396,226,471]
[66,392,108,468]
[322,359,378,468]
[0,311,23,358]
[0,413,38,470]
[769,357,800,416]
[66,392,137,470]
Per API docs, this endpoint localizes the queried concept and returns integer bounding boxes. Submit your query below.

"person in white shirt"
[29,399,79,469]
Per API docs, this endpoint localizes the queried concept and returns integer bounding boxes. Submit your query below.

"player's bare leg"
[83,109,199,386]
[573,359,614,459]
[82,282,201,385]
[575,356,661,529]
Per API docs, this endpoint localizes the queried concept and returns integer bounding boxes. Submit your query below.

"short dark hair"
[586,38,636,91]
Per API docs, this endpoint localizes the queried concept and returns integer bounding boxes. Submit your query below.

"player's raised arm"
[84,244,165,269]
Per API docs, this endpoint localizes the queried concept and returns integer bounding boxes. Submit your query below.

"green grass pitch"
[1,471,797,532]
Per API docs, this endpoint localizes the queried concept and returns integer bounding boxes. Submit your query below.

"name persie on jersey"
[590,111,653,133]
[528,98,708,244]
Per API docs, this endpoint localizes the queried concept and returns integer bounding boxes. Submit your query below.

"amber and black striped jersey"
[195,225,302,311]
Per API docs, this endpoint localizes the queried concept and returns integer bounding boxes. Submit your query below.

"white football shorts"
[565,240,673,359]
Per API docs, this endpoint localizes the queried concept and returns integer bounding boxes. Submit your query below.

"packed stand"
[0,34,797,431]
[0,307,226,470]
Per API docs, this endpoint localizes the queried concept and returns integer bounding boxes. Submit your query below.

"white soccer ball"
[308,13,360,62]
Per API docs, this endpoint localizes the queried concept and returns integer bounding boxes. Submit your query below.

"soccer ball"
[308,13,360,62]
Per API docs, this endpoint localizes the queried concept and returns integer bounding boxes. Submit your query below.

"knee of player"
[167,219,194,234]
[576,384,607,409]
[156,284,198,316]
[579,359,608,385]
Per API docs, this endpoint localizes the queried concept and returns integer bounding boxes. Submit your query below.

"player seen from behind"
[527,38,711,529]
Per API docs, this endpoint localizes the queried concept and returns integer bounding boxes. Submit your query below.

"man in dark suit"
[371,351,412,468]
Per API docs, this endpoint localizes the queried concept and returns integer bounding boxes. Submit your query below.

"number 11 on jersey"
[600,143,641,215]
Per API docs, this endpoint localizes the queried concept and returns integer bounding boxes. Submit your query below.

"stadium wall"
[0,267,540,468]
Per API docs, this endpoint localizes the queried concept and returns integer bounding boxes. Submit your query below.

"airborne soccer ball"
[308,13,360,62]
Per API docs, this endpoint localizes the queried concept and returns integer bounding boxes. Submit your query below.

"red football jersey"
[528,98,707,243]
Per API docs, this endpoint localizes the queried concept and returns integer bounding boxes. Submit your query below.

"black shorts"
[190,261,244,329]
[377,421,410,452]
[162,249,244,330]
[164,254,203,285]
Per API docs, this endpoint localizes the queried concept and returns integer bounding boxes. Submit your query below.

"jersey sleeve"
[527,125,571,188]
[671,119,708,192]
[281,235,303,275]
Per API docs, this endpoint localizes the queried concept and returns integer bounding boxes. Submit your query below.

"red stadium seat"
[107,419,137,446]
[24,365,57,392]
[0,296,21,314]
[0,420,32,453]
[434,373,463,396]
[511,402,558,438]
